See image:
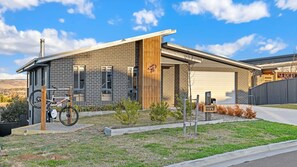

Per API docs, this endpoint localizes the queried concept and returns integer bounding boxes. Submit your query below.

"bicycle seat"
[52,86,58,89]
[65,94,70,96]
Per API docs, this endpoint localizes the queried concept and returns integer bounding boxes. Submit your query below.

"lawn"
[262,104,297,110]
[1,114,297,167]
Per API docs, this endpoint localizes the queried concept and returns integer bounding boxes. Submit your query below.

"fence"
[249,78,297,105]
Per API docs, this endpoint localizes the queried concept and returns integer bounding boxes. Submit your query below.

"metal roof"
[16,29,176,73]
[162,43,261,71]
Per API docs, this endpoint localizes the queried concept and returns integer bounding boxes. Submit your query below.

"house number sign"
[147,64,157,73]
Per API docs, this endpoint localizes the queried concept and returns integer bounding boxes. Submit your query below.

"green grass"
[1,114,297,167]
[262,104,297,110]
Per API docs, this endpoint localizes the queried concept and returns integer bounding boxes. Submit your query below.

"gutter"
[163,43,262,71]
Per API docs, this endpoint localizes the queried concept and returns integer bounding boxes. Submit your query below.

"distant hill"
[0,79,26,89]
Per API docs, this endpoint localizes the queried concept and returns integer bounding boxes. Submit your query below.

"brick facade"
[50,42,136,106]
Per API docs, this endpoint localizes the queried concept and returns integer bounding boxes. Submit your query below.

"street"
[232,150,297,167]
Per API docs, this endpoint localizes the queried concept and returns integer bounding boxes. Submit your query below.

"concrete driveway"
[253,106,297,125]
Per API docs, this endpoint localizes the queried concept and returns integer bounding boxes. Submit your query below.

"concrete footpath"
[253,106,297,125]
[166,140,297,167]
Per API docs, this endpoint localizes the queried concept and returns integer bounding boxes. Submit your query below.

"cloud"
[14,56,36,66]
[0,0,95,18]
[0,19,98,58]
[0,73,26,79]
[0,67,6,72]
[58,18,65,23]
[170,38,175,42]
[196,34,255,57]
[107,17,122,25]
[133,0,164,31]
[176,0,270,23]
[276,0,297,11]
[258,38,287,54]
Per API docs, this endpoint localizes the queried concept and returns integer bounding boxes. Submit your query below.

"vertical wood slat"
[139,36,161,108]
[40,86,46,130]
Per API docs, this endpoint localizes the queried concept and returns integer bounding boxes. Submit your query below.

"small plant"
[169,110,183,120]
[1,97,28,122]
[114,99,141,125]
[226,106,235,116]
[245,106,256,119]
[175,95,193,117]
[198,102,204,111]
[149,101,170,123]
[234,105,244,117]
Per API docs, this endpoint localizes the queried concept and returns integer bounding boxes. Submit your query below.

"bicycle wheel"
[59,107,79,126]
[29,90,42,109]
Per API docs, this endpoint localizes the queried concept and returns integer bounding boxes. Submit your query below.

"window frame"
[101,66,113,101]
[73,65,86,102]
[34,70,38,86]
[127,67,138,100]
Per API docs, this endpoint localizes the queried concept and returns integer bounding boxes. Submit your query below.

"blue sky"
[0,0,297,79]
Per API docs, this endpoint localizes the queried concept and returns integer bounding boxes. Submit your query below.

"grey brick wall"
[50,42,136,106]
[174,64,189,101]
[161,66,175,106]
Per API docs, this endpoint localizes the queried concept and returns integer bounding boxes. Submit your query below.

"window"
[101,66,113,101]
[127,67,138,100]
[30,71,33,86]
[73,65,86,101]
[41,68,45,86]
[34,70,38,86]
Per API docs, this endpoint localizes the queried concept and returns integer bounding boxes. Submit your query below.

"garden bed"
[1,119,297,167]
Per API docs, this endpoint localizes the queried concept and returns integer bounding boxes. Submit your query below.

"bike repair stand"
[68,86,73,125]
[41,86,46,130]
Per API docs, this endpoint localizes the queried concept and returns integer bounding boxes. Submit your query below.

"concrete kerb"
[104,119,256,136]
[166,140,297,167]
[12,123,94,135]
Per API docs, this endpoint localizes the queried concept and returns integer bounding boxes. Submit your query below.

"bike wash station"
[11,86,93,135]
[181,91,217,136]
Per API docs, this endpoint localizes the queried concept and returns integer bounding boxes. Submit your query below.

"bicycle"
[29,86,79,126]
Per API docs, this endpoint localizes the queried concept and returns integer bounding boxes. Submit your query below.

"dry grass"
[217,105,256,119]
[2,104,297,167]
[234,105,244,117]
[1,118,297,167]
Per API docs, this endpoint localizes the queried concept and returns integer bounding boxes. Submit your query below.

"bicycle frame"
[46,87,71,108]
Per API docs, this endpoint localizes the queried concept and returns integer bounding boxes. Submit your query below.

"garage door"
[190,71,236,104]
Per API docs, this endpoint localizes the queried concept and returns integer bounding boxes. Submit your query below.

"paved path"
[232,150,297,167]
[253,106,297,125]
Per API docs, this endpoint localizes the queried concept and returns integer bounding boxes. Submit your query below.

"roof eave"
[163,42,261,71]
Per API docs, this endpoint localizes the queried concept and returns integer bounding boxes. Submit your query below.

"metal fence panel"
[288,79,297,103]
[250,78,297,105]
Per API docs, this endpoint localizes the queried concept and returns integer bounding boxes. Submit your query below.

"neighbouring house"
[242,54,297,86]
[17,29,260,124]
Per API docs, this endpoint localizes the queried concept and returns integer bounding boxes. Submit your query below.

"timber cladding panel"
[139,36,161,108]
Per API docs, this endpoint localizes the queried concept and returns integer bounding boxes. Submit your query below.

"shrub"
[234,105,244,117]
[198,102,204,111]
[175,95,193,117]
[149,101,170,123]
[217,105,228,115]
[1,97,28,122]
[226,106,235,116]
[245,106,256,119]
[169,110,183,120]
[114,99,141,125]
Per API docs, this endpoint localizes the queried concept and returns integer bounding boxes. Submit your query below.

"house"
[17,29,260,124]
[242,54,297,86]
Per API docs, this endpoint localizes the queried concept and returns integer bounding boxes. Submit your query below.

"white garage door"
[190,71,236,104]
